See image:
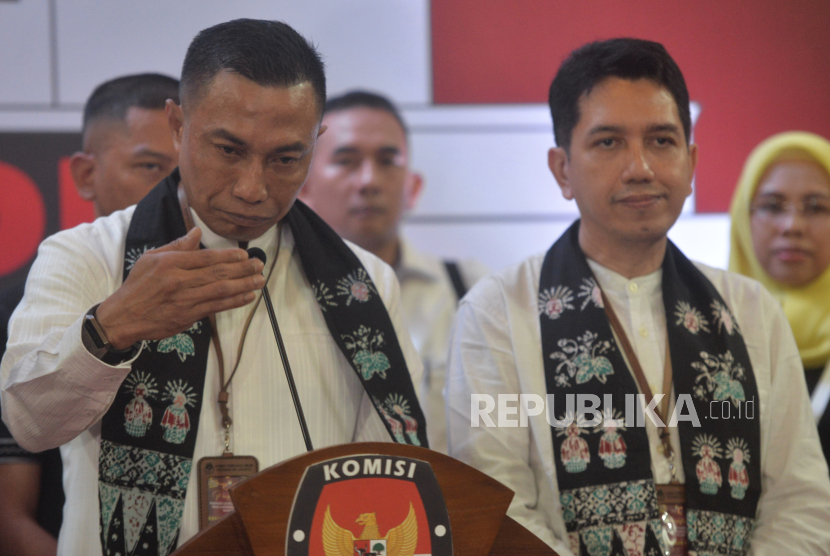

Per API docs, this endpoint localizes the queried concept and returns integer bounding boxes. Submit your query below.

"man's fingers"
[170,273,265,308]
[151,227,202,254]
[193,291,260,317]
[143,246,252,272]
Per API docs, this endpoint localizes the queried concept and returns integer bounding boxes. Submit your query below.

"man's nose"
[622,144,655,183]
[233,162,268,203]
[357,159,381,193]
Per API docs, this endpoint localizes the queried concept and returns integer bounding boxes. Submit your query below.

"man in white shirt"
[0,72,180,556]
[300,91,487,453]
[1,19,425,556]
[446,38,830,555]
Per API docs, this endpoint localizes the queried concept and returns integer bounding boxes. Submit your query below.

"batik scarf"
[540,222,761,556]
[98,171,427,556]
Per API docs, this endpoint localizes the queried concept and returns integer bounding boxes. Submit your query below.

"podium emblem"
[286,454,452,556]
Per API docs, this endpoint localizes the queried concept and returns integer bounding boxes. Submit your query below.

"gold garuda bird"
[322,502,418,556]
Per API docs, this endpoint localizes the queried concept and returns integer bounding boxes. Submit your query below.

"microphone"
[247,247,314,451]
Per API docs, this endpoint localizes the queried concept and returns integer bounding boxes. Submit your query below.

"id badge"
[197,455,259,530]
[655,483,687,556]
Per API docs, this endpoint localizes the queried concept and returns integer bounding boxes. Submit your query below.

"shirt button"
[639,327,648,338]
[628,283,639,293]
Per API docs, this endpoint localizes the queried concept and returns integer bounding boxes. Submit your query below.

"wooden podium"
[172,442,558,555]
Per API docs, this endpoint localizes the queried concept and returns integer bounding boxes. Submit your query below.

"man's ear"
[166,99,184,151]
[548,147,574,200]
[404,172,424,211]
[69,152,96,201]
[686,142,699,198]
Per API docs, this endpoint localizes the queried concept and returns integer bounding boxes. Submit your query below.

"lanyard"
[177,184,280,453]
[600,290,679,483]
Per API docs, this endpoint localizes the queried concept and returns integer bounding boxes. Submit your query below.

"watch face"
[84,314,108,349]
[82,320,107,358]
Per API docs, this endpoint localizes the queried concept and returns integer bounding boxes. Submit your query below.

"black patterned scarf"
[539,222,761,556]
[97,171,427,555]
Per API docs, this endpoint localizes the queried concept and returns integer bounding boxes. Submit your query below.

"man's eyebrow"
[269,142,308,155]
[332,145,401,156]
[646,123,681,135]
[209,129,247,146]
[587,125,624,136]
[132,148,174,161]
[332,146,359,156]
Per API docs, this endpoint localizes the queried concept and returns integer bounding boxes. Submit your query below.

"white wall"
[0,0,730,273]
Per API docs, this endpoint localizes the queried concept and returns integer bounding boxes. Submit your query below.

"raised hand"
[95,227,265,349]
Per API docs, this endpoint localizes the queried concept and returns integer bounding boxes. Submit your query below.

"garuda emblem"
[322,503,418,556]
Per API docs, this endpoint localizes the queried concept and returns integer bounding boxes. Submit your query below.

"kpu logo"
[286,455,452,556]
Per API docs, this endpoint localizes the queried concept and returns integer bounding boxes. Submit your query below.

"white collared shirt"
[395,239,489,453]
[446,252,830,555]
[1,205,423,556]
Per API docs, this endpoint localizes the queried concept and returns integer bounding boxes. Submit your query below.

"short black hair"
[180,18,325,114]
[324,90,408,136]
[82,73,179,139]
[549,38,691,151]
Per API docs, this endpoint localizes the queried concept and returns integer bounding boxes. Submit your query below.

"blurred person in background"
[0,72,179,556]
[300,91,488,452]
[729,130,830,465]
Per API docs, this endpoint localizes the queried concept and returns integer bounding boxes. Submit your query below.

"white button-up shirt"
[447,251,830,555]
[1,205,423,556]
[395,239,488,453]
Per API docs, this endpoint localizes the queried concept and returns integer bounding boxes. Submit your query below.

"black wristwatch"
[81,303,141,365]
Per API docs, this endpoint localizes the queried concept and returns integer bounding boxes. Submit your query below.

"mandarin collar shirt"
[446,252,830,555]
[1,205,423,556]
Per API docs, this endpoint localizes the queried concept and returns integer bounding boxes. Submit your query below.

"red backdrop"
[431,0,830,212]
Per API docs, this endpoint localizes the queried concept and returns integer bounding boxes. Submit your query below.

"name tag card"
[197,455,259,530]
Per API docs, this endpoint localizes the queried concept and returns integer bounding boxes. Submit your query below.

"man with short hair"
[0,72,179,556]
[300,91,487,452]
[446,38,830,555]
[1,20,425,556]
[69,73,180,218]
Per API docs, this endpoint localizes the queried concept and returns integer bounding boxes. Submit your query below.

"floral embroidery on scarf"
[160,380,197,444]
[125,245,154,271]
[342,325,391,380]
[336,269,378,305]
[373,395,406,443]
[726,438,750,500]
[595,408,627,469]
[557,411,592,473]
[550,331,615,387]
[384,393,421,446]
[711,300,740,336]
[674,301,711,335]
[122,371,157,437]
[692,351,746,406]
[578,278,604,310]
[156,321,202,362]
[692,434,723,495]
[538,285,575,319]
[312,280,338,311]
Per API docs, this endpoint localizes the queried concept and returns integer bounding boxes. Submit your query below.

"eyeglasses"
[750,197,830,222]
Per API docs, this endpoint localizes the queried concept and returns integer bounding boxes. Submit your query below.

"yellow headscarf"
[729,131,830,369]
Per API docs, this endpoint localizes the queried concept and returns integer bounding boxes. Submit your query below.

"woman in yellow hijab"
[729,131,830,463]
